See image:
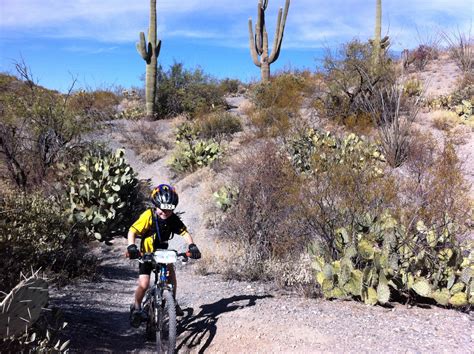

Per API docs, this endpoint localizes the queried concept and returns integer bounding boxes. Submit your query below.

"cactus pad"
[411,278,432,298]
[0,276,49,338]
[449,293,468,307]
[432,289,450,306]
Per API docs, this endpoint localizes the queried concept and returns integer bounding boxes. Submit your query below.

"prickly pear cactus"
[169,124,221,174]
[68,147,140,242]
[0,275,49,338]
[287,128,384,175]
[311,212,473,308]
[213,185,239,212]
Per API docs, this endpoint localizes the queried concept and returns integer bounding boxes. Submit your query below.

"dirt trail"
[52,92,473,353]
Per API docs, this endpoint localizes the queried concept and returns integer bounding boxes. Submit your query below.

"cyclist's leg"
[134,262,152,308]
[135,274,150,307]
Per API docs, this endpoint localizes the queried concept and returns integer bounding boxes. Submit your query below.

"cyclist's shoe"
[129,304,142,328]
[140,309,149,322]
[175,303,184,317]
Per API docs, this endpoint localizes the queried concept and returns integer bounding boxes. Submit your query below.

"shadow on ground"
[177,294,272,353]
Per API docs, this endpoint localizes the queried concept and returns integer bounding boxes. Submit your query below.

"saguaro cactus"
[137,0,161,118]
[370,0,389,70]
[248,0,290,82]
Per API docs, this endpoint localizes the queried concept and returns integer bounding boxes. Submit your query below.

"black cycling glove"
[127,244,140,259]
[188,243,201,259]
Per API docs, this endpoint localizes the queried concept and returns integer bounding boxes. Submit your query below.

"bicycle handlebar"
[125,249,191,261]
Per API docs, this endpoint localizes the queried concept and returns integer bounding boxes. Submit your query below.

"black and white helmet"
[151,184,179,210]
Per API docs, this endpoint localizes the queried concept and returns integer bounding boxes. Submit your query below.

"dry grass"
[431,110,460,131]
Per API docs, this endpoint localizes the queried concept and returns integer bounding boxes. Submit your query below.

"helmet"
[151,184,179,210]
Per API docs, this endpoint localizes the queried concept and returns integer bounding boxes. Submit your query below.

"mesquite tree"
[137,0,161,117]
[248,0,290,82]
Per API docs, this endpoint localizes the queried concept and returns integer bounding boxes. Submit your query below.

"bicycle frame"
[139,250,187,353]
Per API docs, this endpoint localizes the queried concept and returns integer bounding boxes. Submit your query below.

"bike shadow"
[176,294,272,353]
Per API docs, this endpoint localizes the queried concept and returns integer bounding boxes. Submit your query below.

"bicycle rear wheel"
[155,289,176,354]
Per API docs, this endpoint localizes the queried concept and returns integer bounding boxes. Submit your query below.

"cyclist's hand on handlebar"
[188,243,201,259]
[127,244,140,259]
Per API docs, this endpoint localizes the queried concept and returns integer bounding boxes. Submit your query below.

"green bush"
[220,142,307,281]
[0,192,96,293]
[196,111,242,139]
[68,147,143,243]
[248,72,310,137]
[322,39,396,120]
[0,69,95,189]
[155,62,226,118]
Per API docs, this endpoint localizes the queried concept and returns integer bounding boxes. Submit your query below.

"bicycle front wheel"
[155,289,176,354]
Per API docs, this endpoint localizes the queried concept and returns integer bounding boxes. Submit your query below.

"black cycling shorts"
[139,262,154,276]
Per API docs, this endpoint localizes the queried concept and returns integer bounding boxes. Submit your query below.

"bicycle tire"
[144,293,155,341]
[156,289,176,354]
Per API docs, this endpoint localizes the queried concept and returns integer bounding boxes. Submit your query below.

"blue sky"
[0,0,472,92]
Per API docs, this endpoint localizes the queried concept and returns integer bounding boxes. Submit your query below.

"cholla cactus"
[248,0,290,82]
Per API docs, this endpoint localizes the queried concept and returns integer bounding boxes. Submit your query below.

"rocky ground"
[50,55,474,353]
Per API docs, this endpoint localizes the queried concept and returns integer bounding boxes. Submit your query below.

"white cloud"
[0,0,472,49]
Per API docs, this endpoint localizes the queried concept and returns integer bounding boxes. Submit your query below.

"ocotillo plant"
[370,0,389,70]
[137,0,161,118]
[248,0,290,82]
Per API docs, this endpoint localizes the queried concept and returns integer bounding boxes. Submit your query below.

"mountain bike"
[138,250,189,354]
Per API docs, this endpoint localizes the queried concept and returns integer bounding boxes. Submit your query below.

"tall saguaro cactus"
[137,0,161,117]
[370,0,389,70]
[248,0,290,82]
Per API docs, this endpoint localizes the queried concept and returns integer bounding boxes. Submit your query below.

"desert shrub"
[248,72,308,136]
[322,39,396,120]
[0,192,97,293]
[155,62,226,118]
[403,78,423,97]
[168,123,221,174]
[220,142,308,281]
[411,45,433,71]
[195,111,242,140]
[121,120,169,163]
[442,29,473,72]
[218,78,242,95]
[116,89,145,120]
[0,66,95,189]
[67,147,144,243]
[291,132,396,261]
[288,125,473,307]
[362,81,422,167]
[68,89,120,120]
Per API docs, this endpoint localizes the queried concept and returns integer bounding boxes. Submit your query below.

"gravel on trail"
[51,237,473,353]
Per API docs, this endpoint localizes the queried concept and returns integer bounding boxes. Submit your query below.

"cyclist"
[126,184,201,327]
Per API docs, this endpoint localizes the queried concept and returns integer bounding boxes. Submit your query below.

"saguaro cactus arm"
[136,32,151,63]
[268,0,289,63]
[248,19,262,67]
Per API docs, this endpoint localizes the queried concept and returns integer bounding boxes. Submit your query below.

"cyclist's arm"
[128,229,137,246]
[180,230,194,245]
